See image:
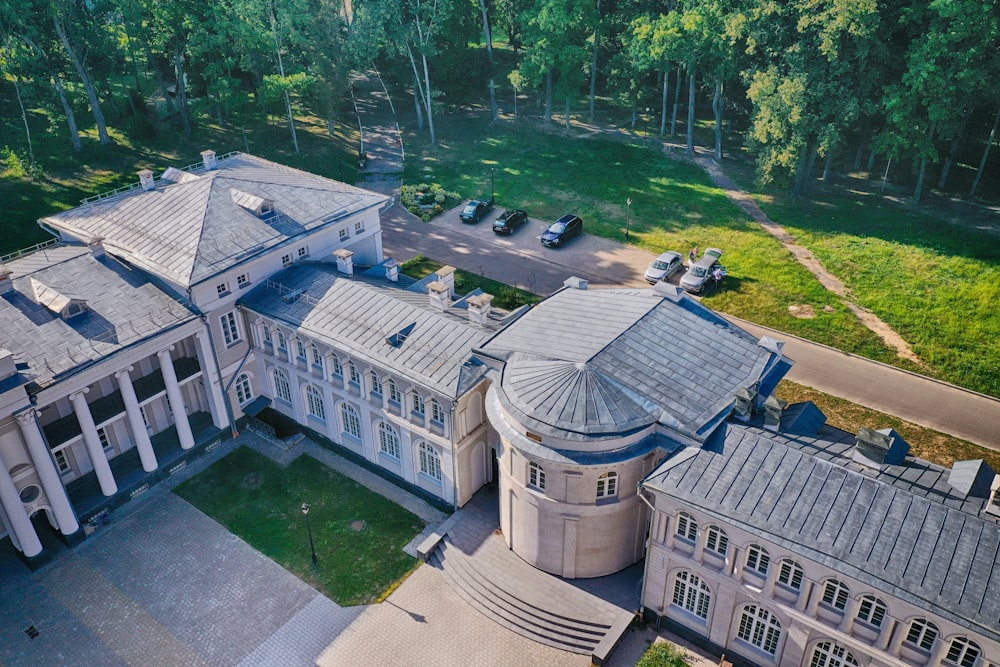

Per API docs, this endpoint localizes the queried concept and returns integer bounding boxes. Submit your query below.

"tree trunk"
[270,12,298,152]
[685,66,696,157]
[544,68,553,125]
[53,16,112,145]
[852,142,865,171]
[913,123,935,203]
[937,110,970,189]
[420,51,437,145]
[671,65,682,136]
[23,34,82,152]
[867,149,877,173]
[822,150,833,181]
[414,82,424,131]
[12,78,34,163]
[631,93,637,130]
[478,0,498,122]
[660,69,669,136]
[711,77,723,162]
[971,106,1000,197]
[792,139,817,197]
[173,48,193,139]
[565,96,571,131]
[588,0,601,123]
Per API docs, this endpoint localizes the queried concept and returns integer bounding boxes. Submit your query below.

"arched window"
[349,362,361,386]
[340,403,361,440]
[856,595,887,628]
[378,422,400,459]
[776,559,804,591]
[262,325,272,345]
[331,354,343,377]
[675,512,697,541]
[370,372,383,396]
[418,442,442,481]
[821,579,850,612]
[235,373,253,405]
[388,379,402,403]
[705,526,728,556]
[945,638,981,667]
[295,338,307,360]
[272,368,291,403]
[904,619,938,652]
[276,331,287,351]
[430,399,445,423]
[412,391,425,416]
[809,642,859,667]
[310,344,323,368]
[305,385,326,420]
[596,472,618,498]
[745,544,769,576]
[672,571,711,620]
[736,604,782,656]
[529,462,545,491]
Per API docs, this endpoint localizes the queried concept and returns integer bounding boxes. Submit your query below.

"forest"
[0,0,998,202]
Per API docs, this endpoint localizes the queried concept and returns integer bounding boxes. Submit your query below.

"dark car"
[459,199,492,223]
[541,214,583,247]
[492,209,528,234]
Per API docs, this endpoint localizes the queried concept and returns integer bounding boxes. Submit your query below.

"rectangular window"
[354,221,365,233]
[237,273,250,289]
[53,449,71,474]
[311,345,323,368]
[216,282,230,298]
[140,405,151,429]
[412,392,425,416]
[296,339,307,361]
[277,331,287,351]
[339,228,349,241]
[298,246,309,258]
[98,427,112,452]
[262,326,272,345]
[220,311,241,346]
[431,400,445,423]
[282,253,293,267]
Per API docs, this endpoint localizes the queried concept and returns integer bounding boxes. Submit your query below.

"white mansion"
[0,151,997,667]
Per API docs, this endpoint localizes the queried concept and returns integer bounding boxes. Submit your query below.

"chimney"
[0,268,12,294]
[563,276,588,290]
[763,395,788,432]
[0,349,15,381]
[436,265,456,297]
[88,237,106,258]
[427,281,450,311]
[384,259,400,282]
[853,427,909,469]
[947,460,996,499]
[333,248,354,275]
[467,292,494,325]
[733,385,759,422]
[138,169,155,191]
[201,150,218,170]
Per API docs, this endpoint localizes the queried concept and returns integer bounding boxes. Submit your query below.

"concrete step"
[430,540,610,655]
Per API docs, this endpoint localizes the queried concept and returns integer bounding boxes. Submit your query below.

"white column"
[158,348,195,450]
[798,580,815,613]
[70,390,118,496]
[876,618,897,652]
[929,638,949,666]
[839,596,861,633]
[764,561,778,595]
[727,545,741,577]
[694,527,707,564]
[15,411,79,534]
[195,330,230,430]
[0,452,43,557]
[887,620,907,656]
[115,367,158,472]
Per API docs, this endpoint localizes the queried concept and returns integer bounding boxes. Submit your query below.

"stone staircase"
[428,536,633,664]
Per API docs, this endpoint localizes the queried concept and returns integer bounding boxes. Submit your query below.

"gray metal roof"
[644,422,1000,642]
[0,246,199,390]
[239,264,509,397]
[40,153,388,288]
[480,287,782,439]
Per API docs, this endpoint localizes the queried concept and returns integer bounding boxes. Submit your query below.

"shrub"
[422,213,431,222]
[636,642,691,667]
[434,192,446,204]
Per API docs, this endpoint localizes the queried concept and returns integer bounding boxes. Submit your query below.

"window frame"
[235,373,253,405]
[528,461,546,491]
[297,245,309,258]
[276,331,287,351]
[220,311,241,347]
[237,273,250,289]
[305,385,326,421]
[672,571,711,621]
[331,354,343,377]
[370,371,383,396]
[856,595,887,628]
[388,379,402,404]
[98,427,112,453]
[378,421,401,459]
[53,448,71,474]
[430,399,445,424]
[349,362,361,386]
[310,344,323,369]
[262,326,272,345]
[418,441,443,481]
[809,641,859,667]
[281,253,293,267]
[745,544,770,576]
[705,525,729,557]
[272,368,292,403]
[339,227,349,241]
[216,281,230,298]
[411,391,425,417]
[675,512,697,542]
[821,579,850,612]
[904,619,939,652]
[596,471,619,499]
[340,403,362,440]
[944,638,981,667]
[354,220,365,233]
[736,604,782,657]
[295,338,307,361]
[776,559,804,591]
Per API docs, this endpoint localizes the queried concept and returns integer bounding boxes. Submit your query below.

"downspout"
[636,485,656,618]
[450,398,459,511]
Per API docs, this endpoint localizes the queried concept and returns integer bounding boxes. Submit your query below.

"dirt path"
[694,157,923,364]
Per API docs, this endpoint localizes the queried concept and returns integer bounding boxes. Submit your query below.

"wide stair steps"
[428,537,632,664]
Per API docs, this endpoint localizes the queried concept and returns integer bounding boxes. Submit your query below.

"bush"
[636,642,692,667]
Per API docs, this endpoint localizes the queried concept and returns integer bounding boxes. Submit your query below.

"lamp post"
[301,502,318,565]
[490,167,495,205]
[625,197,632,242]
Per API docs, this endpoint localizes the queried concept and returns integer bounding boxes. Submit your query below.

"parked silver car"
[680,247,724,293]
[644,251,684,284]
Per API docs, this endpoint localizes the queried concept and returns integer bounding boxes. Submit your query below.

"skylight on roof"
[387,322,416,348]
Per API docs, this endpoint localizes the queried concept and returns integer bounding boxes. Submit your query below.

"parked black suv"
[541,214,583,247]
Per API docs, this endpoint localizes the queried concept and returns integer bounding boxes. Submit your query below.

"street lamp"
[301,502,318,565]
[490,167,495,205]
[625,197,632,242]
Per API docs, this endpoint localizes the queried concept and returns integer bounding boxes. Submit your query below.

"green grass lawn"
[402,116,903,367]
[401,255,542,310]
[173,447,423,606]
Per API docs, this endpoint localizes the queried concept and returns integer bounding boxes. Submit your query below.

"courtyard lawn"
[401,255,542,310]
[402,116,902,367]
[173,447,424,606]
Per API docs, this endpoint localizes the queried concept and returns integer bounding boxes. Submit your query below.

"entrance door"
[490,447,499,485]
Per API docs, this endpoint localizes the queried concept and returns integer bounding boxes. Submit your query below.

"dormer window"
[231,188,275,217]
[30,278,88,319]
[63,302,87,318]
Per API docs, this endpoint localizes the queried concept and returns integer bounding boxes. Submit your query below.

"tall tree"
[50,3,113,144]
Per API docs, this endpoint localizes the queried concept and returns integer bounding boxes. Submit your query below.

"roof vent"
[468,292,494,326]
[563,276,588,290]
[778,401,827,435]
[231,189,274,217]
[387,322,416,348]
[161,166,201,184]
[138,169,155,191]
[201,149,218,170]
[853,427,909,469]
[948,460,996,498]
[88,237,106,258]
[763,395,788,432]
[653,281,684,301]
[427,281,450,311]
[733,384,759,422]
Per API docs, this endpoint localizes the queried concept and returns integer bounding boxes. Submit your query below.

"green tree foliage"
[636,641,692,667]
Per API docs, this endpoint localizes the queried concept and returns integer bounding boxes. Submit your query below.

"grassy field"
[174,447,423,606]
